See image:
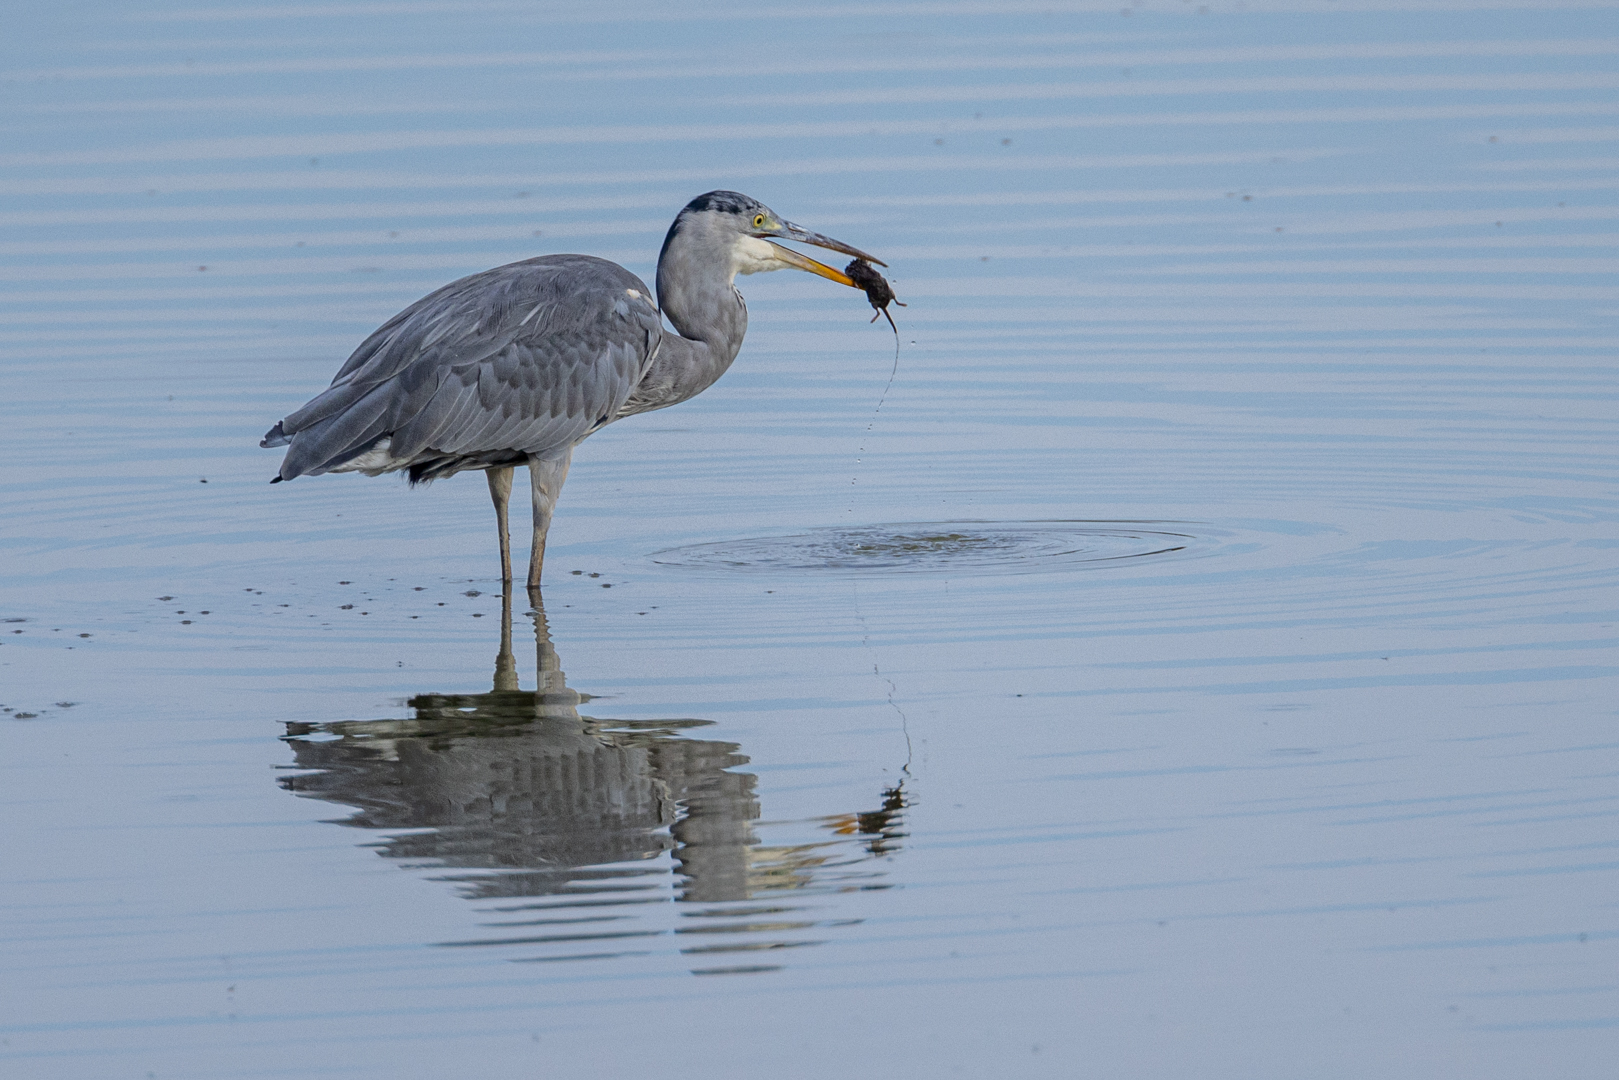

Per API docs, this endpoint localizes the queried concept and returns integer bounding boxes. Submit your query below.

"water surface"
[2,2,1616,1077]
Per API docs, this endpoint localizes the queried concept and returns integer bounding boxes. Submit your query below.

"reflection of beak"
[760,219,886,289]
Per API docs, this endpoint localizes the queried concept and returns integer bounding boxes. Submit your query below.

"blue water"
[2,2,1616,1076]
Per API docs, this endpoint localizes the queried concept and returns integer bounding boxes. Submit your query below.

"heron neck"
[644,235,749,409]
[656,243,749,358]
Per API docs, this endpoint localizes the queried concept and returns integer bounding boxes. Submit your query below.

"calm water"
[3,1,1617,1076]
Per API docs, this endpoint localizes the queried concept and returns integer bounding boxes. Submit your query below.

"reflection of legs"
[487,466,514,585]
[531,584,562,699]
[523,582,581,720]
[526,449,573,592]
[493,580,518,692]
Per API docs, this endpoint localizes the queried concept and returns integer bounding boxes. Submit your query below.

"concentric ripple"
[650,521,1203,576]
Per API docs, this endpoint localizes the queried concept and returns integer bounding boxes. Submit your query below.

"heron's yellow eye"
[752,214,766,229]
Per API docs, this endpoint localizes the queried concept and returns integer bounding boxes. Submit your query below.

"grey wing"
[263,256,664,481]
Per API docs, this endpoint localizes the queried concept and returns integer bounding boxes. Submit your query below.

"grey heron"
[262,191,883,590]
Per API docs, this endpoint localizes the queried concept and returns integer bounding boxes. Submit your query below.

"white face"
[730,233,786,277]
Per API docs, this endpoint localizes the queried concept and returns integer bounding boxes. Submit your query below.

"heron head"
[658,191,884,288]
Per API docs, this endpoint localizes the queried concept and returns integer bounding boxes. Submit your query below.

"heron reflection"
[279,586,905,971]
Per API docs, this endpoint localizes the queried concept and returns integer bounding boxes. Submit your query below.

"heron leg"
[487,466,514,585]
[526,449,574,592]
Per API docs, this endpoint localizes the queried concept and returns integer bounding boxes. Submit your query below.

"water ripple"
[652,521,1202,576]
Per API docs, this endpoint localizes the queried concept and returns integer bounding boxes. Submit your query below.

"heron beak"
[765,241,858,287]
[759,219,886,287]
[777,221,886,267]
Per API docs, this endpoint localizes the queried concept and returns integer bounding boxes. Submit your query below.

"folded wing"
[264,255,663,483]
